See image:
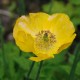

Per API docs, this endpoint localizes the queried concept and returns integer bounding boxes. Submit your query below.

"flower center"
[35,30,56,52]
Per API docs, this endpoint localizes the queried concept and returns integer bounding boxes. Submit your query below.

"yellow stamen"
[35,30,56,52]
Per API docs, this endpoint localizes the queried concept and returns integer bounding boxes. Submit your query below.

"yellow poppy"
[13,12,76,62]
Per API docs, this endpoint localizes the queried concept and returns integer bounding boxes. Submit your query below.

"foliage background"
[0,0,80,80]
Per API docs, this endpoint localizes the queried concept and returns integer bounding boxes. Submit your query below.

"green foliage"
[0,0,80,80]
[42,0,80,27]
[43,1,73,17]
[69,0,80,5]
[0,42,80,80]
[17,0,26,15]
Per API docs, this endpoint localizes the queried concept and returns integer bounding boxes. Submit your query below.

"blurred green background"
[0,0,80,80]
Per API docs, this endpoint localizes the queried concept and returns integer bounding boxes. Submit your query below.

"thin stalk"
[35,61,43,80]
[68,43,80,80]
[26,61,35,80]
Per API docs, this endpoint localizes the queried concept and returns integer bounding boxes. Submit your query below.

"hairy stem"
[26,61,35,80]
[35,61,43,80]
[68,43,80,80]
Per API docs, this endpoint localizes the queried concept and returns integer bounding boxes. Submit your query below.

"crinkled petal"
[49,13,75,43]
[29,54,54,62]
[57,33,76,53]
[29,12,50,34]
[47,13,76,54]
[13,16,34,52]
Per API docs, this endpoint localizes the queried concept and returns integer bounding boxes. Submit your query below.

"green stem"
[26,61,35,80]
[35,61,43,80]
[68,43,80,80]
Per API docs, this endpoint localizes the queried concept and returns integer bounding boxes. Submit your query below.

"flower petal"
[29,54,54,62]
[49,13,75,43]
[13,16,34,52]
[57,33,76,53]
[29,12,50,33]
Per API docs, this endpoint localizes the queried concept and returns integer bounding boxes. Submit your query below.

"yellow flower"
[13,12,76,62]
